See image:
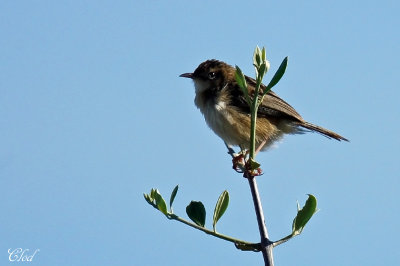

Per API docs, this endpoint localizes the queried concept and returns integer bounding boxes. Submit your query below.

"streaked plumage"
[181,60,348,151]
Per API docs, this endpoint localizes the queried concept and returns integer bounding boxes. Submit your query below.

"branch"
[235,46,276,266]
[167,214,261,252]
[247,176,274,265]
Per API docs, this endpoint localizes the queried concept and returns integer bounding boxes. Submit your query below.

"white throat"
[193,79,209,94]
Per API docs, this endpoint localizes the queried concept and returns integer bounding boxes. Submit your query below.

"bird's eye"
[208,72,216,79]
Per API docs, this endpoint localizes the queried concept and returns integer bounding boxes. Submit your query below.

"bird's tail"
[298,121,349,142]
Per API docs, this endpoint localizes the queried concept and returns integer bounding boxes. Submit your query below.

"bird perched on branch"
[180,59,348,153]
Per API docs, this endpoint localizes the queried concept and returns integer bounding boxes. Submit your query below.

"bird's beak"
[179,73,194,79]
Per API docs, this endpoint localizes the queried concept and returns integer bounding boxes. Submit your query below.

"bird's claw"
[232,153,246,173]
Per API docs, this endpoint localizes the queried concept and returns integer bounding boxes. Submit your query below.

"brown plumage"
[180,59,348,151]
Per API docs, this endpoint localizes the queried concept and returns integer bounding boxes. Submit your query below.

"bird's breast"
[194,90,248,145]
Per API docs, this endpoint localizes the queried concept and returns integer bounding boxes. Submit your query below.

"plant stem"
[247,66,274,265]
[247,176,274,266]
[272,234,293,247]
[249,88,259,159]
[167,213,260,251]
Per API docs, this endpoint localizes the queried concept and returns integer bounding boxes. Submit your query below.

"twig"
[167,213,261,251]
[225,143,274,265]
[247,175,274,265]
[233,46,275,265]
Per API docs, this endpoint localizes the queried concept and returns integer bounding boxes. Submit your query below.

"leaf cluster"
[144,186,318,249]
[144,185,229,232]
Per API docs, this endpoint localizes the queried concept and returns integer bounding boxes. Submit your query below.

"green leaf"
[154,189,168,215]
[235,242,262,252]
[253,46,261,67]
[235,66,247,90]
[264,56,288,95]
[235,66,250,105]
[186,201,206,227]
[248,158,261,170]
[150,188,156,200]
[143,193,152,205]
[292,194,318,236]
[213,190,230,231]
[265,59,270,74]
[258,63,267,81]
[261,47,266,62]
[169,185,179,210]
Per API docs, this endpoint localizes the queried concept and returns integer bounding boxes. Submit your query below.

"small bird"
[180,60,348,152]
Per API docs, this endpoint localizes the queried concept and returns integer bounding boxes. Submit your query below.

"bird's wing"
[234,75,304,122]
[229,75,349,141]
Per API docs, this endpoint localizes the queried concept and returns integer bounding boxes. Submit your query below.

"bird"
[180,59,348,153]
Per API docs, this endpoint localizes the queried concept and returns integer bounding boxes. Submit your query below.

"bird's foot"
[232,151,247,173]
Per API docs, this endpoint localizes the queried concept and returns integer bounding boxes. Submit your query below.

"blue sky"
[1,0,399,265]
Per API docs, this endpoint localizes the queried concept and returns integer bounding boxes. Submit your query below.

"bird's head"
[180,60,235,94]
